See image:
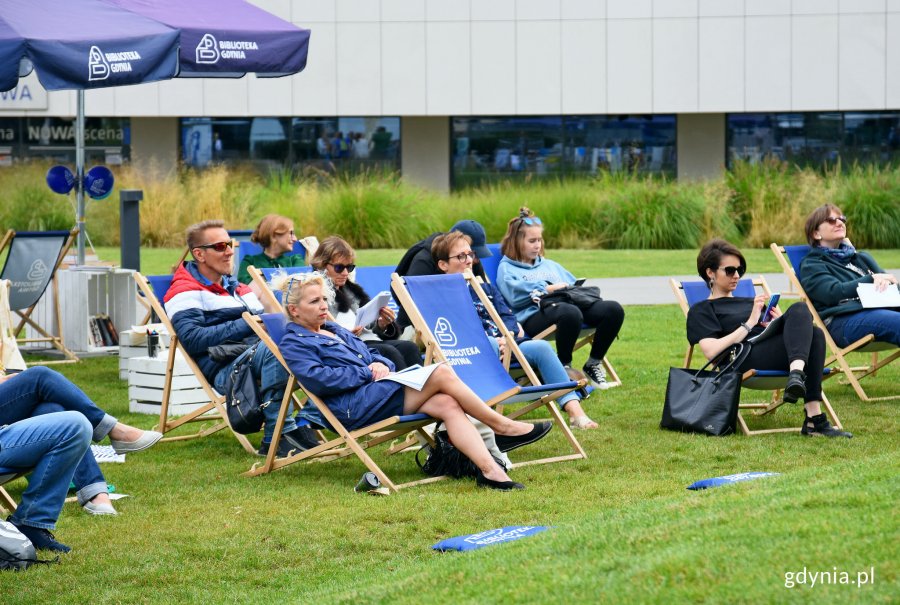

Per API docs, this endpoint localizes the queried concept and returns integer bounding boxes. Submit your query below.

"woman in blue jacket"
[274,272,552,491]
[496,207,624,390]
[800,204,899,348]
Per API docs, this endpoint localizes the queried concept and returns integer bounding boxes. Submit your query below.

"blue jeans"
[0,366,117,441]
[0,411,92,529]
[213,346,295,443]
[828,309,900,348]
[33,402,106,506]
[488,338,580,409]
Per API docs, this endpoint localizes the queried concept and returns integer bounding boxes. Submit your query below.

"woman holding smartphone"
[686,239,851,438]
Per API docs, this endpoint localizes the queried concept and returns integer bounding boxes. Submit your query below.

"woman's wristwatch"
[739,322,751,333]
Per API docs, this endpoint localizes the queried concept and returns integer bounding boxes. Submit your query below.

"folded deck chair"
[0,228,79,363]
[771,243,899,402]
[132,272,256,454]
[242,312,440,492]
[670,276,843,436]
[393,272,586,466]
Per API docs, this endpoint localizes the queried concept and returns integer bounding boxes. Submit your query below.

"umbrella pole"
[76,90,86,266]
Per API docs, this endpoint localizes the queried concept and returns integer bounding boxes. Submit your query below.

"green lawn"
[3,303,897,603]
[96,246,900,278]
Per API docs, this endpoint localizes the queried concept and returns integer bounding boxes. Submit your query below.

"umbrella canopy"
[0,0,180,92]
[105,0,310,77]
[0,0,311,263]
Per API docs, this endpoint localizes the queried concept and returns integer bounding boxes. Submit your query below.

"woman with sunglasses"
[688,239,850,438]
[309,236,421,370]
[799,204,899,348]
[273,272,552,490]
[496,207,624,389]
[236,214,305,284]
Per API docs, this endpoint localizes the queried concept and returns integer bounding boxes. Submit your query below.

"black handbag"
[223,343,266,435]
[540,285,602,311]
[660,343,750,437]
[416,425,505,479]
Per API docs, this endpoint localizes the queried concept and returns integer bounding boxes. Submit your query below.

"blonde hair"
[499,206,544,261]
[269,271,335,322]
[185,219,225,251]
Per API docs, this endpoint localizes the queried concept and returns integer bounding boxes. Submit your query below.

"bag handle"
[692,342,750,382]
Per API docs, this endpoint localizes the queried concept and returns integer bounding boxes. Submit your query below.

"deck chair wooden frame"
[393,271,587,467]
[771,243,899,402]
[132,272,256,454]
[670,276,843,436]
[0,468,26,515]
[242,312,442,492]
[0,228,79,364]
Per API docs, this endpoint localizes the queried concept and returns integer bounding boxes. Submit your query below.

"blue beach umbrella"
[0,0,310,263]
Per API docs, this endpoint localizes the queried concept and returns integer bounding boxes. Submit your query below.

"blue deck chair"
[235,239,307,269]
[670,276,843,436]
[479,243,502,284]
[771,243,898,402]
[241,312,439,492]
[392,272,586,466]
[131,272,256,455]
[0,228,79,363]
[352,265,400,313]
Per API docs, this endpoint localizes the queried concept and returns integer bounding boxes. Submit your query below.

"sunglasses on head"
[822,215,848,226]
[448,251,475,263]
[328,262,356,274]
[718,265,745,277]
[195,241,233,253]
[521,217,542,226]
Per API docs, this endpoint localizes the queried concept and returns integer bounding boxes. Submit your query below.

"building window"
[180,116,401,171]
[727,111,900,168]
[0,117,130,167]
[451,115,676,189]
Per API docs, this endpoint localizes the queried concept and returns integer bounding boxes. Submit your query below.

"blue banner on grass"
[433,525,549,552]
[687,472,780,491]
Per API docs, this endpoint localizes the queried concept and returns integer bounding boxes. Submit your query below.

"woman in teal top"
[236,214,306,284]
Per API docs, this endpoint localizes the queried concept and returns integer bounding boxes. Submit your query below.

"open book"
[376,362,445,391]
[857,283,900,309]
[355,291,393,328]
[747,314,784,345]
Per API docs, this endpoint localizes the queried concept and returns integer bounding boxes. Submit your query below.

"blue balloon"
[85,165,115,200]
[46,165,75,195]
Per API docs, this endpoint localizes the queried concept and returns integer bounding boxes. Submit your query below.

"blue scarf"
[822,241,857,263]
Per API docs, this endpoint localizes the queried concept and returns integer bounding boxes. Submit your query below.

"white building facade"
[2,0,900,191]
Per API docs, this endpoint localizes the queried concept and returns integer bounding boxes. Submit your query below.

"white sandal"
[569,415,598,430]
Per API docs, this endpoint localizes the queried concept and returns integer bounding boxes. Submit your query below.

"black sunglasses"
[718,265,745,277]
[194,241,233,253]
[823,215,848,226]
[328,262,356,274]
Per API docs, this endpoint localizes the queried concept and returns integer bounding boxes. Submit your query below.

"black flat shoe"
[475,471,525,491]
[783,370,807,404]
[494,421,553,453]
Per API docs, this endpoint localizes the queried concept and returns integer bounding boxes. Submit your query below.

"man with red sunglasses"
[164,220,318,457]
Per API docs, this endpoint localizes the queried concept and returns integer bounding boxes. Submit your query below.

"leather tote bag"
[661,343,750,437]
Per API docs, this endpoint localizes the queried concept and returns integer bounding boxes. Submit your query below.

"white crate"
[128,353,214,417]
[118,328,173,379]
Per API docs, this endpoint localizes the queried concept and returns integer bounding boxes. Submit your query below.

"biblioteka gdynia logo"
[88,45,142,81]
[195,33,259,65]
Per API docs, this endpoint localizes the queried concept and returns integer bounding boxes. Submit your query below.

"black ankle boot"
[801,413,853,438]
[783,370,807,404]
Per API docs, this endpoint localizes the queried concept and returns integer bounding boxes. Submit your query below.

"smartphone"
[574,278,586,287]
[760,293,780,323]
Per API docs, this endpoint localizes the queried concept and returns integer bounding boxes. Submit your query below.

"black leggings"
[737,304,826,402]
[522,300,625,366]
[367,340,421,370]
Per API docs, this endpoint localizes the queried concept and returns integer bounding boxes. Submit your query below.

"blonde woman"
[272,272,552,491]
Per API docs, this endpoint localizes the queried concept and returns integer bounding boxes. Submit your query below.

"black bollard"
[119,189,142,271]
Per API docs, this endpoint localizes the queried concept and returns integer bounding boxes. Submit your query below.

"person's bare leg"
[403,366,533,437]
[804,400,822,416]
[416,394,511,482]
[563,400,598,429]
[107,423,145,442]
